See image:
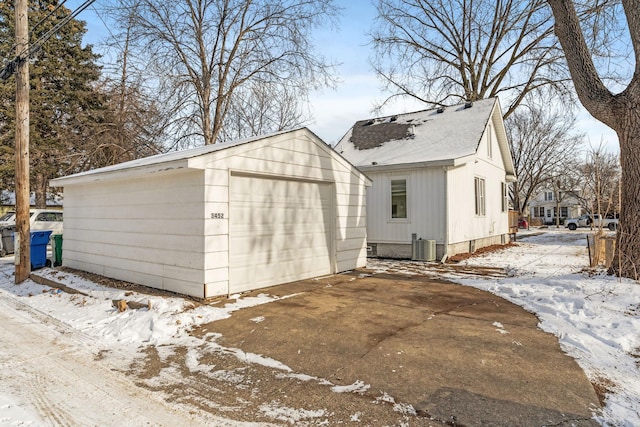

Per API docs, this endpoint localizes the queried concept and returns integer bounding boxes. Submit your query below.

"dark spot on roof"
[350,120,412,150]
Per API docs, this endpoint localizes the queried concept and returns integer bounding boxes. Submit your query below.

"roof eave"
[49,159,191,187]
[357,159,457,172]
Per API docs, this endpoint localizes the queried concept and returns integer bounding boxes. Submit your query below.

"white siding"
[366,167,446,244]
[447,123,509,245]
[62,170,207,298]
[57,129,369,300]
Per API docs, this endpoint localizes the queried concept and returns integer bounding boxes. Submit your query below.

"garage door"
[229,174,334,293]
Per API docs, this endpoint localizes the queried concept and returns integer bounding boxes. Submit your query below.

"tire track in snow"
[0,289,231,426]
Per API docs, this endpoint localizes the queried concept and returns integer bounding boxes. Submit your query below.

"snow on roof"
[52,128,300,182]
[336,98,498,167]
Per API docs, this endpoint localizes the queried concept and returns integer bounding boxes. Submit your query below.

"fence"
[508,210,519,240]
[587,233,616,268]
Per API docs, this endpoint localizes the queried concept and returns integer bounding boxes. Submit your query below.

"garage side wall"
[201,132,368,298]
[62,170,207,298]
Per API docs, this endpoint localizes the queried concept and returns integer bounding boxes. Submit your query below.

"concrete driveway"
[208,270,600,426]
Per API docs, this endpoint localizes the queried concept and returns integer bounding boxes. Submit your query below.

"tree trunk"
[34,173,47,209]
[610,106,640,279]
[547,0,640,279]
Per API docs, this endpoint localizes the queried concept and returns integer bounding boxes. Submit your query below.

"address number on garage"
[211,213,225,219]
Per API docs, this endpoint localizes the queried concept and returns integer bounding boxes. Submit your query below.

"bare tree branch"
[370,0,570,116]
[109,0,338,146]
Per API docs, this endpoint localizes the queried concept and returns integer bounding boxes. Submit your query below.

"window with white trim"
[390,178,407,219]
[487,125,493,158]
[475,177,485,216]
[501,182,508,212]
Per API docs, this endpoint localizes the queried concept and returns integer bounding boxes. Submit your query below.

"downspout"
[440,166,450,263]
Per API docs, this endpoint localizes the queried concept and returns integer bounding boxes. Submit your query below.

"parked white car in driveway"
[0,209,63,256]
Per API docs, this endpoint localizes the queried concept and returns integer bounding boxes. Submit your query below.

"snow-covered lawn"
[0,228,638,426]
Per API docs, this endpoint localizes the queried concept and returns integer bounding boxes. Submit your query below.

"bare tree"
[55,5,167,175]
[221,81,311,142]
[547,0,638,278]
[572,144,620,220]
[506,102,584,213]
[110,0,337,146]
[547,171,579,227]
[370,0,571,117]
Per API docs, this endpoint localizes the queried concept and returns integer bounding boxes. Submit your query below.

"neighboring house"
[50,128,371,299]
[0,191,63,215]
[527,190,584,225]
[335,97,516,260]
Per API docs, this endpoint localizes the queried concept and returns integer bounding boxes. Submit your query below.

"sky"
[75,0,620,150]
[1,229,638,425]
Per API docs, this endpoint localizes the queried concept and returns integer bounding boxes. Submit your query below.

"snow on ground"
[1,228,639,425]
[370,228,640,426]
[0,259,288,426]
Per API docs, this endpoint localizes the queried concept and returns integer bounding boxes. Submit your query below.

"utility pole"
[15,0,30,283]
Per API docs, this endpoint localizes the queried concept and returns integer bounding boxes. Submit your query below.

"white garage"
[50,128,371,299]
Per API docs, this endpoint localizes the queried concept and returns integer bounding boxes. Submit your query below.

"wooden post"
[15,0,30,283]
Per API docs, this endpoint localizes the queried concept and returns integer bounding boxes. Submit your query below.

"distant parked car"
[518,219,528,229]
[0,209,62,231]
[0,211,16,227]
[0,209,63,256]
[565,213,618,231]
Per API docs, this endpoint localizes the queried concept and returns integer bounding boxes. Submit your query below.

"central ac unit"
[412,239,436,261]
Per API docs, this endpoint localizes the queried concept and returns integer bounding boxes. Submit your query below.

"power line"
[1,0,97,80]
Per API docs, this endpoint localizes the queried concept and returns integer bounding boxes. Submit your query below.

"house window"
[544,191,553,201]
[475,177,485,216]
[501,182,508,212]
[390,179,407,219]
[561,207,568,218]
[487,125,493,158]
[538,207,545,217]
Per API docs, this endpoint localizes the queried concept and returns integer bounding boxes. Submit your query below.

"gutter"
[355,153,477,173]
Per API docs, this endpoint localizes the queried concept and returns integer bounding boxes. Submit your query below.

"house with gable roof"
[335,97,516,260]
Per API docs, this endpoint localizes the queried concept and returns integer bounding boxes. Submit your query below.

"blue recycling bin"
[30,230,53,269]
